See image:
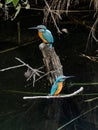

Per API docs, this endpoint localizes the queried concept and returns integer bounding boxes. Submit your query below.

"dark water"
[0,21,98,130]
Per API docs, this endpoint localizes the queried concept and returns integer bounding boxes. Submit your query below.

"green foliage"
[5,0,13,5]
[0,2,3,8]
[11,4,21,20]
[6,0,19,7]
[5,0,21,20]
[12,0,19,7]
[5,0,30,20]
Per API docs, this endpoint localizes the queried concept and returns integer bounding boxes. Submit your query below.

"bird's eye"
[38,28,42,30]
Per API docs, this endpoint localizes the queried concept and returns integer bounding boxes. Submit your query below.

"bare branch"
[80,53,98,63]
[44,0,62,34]
[0,57,45,87]
[15,57,44,76]
[66,0,71,15]
[86,0,98,51]
[23,87,84,99]
[35,66,62,82]
[43,0,75,33]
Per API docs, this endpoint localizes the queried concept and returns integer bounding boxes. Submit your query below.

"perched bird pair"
[29,25,54,48]
[29,25,72,96]
[50,75,74,96]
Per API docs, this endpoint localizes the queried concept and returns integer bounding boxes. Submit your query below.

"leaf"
[5,0,19,7]
[5,0,13,4]
[0,2,3,8]
[25,3,30,9]
[12,0,19,7]
[11,4,21,20]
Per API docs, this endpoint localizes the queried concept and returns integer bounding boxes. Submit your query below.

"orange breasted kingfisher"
[50,75,74,96]
[28,25,54,48]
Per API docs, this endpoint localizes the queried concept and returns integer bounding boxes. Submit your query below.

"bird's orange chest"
[54,82,63,96]
[38,32,48,43]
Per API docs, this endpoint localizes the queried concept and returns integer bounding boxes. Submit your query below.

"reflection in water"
[0,95,97,130]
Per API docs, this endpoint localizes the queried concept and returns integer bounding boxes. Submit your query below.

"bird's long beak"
[28,27,38,30]
[63,76,75,79]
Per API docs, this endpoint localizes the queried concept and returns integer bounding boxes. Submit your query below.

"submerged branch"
[1,89,98,96]
[57,105,98,130]
[84,97,98,102]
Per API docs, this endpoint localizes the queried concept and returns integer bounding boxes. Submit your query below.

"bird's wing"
[50,83,58,96]
[42,30,54,43]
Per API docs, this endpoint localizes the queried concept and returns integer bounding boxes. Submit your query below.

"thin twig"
[0,64,25,71]
[15,57,44,76]
[35,71,51,82]
[66,0,71,15]
[44,0,61,33]
[33,74,36,87]
[6,5,96,12]
[80,53,98,63]
[26,66,45,81]
[25,69,61,87]
[35,66,62,82]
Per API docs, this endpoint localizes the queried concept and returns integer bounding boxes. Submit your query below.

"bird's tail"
[49,43,53,48]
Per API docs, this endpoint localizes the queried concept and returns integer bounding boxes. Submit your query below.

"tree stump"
[39,43,64,84]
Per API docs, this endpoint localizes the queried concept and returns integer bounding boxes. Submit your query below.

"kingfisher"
[28,25,54,48]
[50,75,74,96]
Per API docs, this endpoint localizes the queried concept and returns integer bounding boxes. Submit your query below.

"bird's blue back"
[42,29,54,43]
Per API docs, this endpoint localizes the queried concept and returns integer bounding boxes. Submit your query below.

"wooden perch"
[39,43,63,84]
